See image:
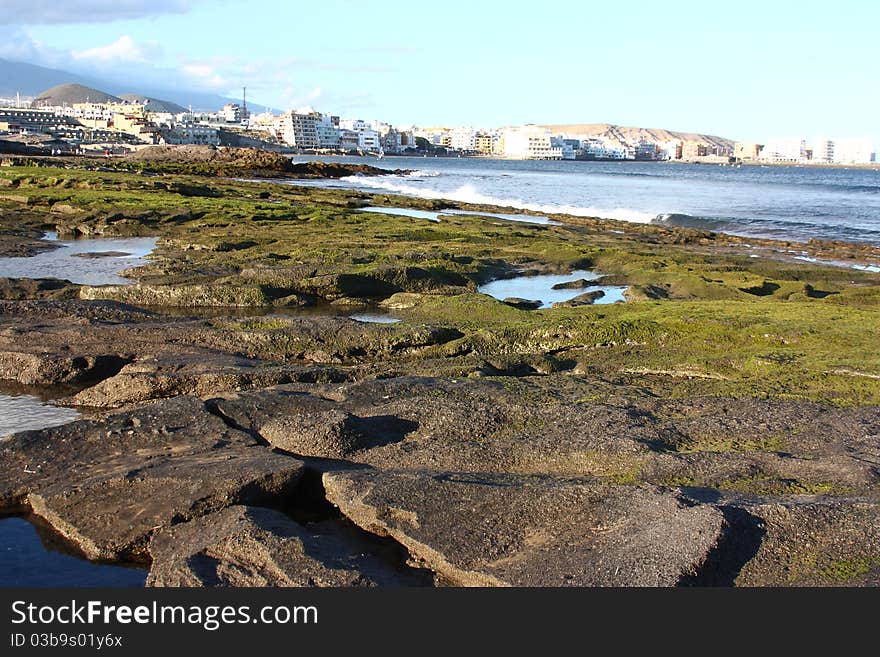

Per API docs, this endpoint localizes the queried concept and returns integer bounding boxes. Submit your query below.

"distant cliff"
[542,123,734,150]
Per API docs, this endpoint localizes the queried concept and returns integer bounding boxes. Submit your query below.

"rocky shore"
[1,162,879,587]
[2,145,411,180]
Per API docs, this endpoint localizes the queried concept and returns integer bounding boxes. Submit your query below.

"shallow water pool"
[0,234,158,286]
[478,270,627,308]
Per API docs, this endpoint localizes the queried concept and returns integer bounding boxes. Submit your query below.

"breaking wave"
[652,213,732,231]
[345,177,657,223]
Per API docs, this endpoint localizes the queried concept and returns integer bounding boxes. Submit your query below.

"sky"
[1,0,878,146]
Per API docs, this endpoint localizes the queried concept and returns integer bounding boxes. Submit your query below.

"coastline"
[296,150,880,172]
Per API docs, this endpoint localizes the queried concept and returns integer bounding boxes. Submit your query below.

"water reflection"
[0,517,147,587]
[349,313,401,324]
[359,207,442,222]
[0,234,158,286]
[478,270,627,308]
[0,393,80,439]
[441,209,559,225]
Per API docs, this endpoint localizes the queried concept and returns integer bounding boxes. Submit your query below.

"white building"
[162,124,220,146]
[317,124,341,149]
[340,118,372,133]
[811,137,834,163]
[358,131,381,152]
[448,127,478,152]
[275,111,320,149]
[833,138,874,164]
[551,137,578,160]
[760,138,806,162]
[339,130,360,151]
[501,126,562,160]
[221,104,243,123]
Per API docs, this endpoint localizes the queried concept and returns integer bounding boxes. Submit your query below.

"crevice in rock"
[677,505,766,587]
[280,465,437,586]
[286,466,339,523]
[202,397,270,447]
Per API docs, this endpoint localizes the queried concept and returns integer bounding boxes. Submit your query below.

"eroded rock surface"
[147,505,433,587]
[0,396,304,561]
[323,470,725,586]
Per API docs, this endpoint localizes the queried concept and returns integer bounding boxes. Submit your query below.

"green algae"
[3,164,880,405]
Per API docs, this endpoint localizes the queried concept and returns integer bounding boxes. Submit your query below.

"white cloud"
[71,36,155,63]
[0,27,45,63]
[0,25,382,113]
[3,0,205,25]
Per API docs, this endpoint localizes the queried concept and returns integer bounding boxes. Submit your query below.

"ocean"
[288,156,880,246]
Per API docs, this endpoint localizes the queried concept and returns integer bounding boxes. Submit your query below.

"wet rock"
[0,396,305,561]
[0,299,155,323]
[297,267,468,300]
[551,278,594,290]
[380,292,427,309]
[80,283,275,307]
[147,505,429,587]
[323,470,724,586]
[502,297,542,310]
[552,290,605,307]
[71,251,130,259]
[0,277,80,301]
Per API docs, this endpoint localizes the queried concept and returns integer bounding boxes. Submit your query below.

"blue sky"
[2,0,878,145]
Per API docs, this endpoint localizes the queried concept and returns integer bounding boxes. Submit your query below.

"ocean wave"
[403,170,441,178]
[652,213,731,231]
[344,178,657,223]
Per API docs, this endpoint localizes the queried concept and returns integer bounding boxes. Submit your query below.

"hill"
[541,123,735,150]
[119,94,187,115]
[32,83,121,107]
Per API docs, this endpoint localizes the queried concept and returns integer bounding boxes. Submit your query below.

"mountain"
[0,59,111,98]
[33,83,122,107]
[0,58,269,113]
[541,123,735,150]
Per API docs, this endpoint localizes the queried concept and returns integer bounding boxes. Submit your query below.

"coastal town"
[1,84,876,165]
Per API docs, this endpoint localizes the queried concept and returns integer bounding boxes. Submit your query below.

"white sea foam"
[345,177,657,224]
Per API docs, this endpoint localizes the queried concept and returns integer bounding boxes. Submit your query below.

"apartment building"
[475,133,495,155]
[0,108,78,133]
[501,126,562,159]
[383,128,417,153]
[448,127,478,152]
[162,124,220,146]
[759,138,806,162]
[275,111,320,149]
[832,138,874,164]
[222,104,244,123]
